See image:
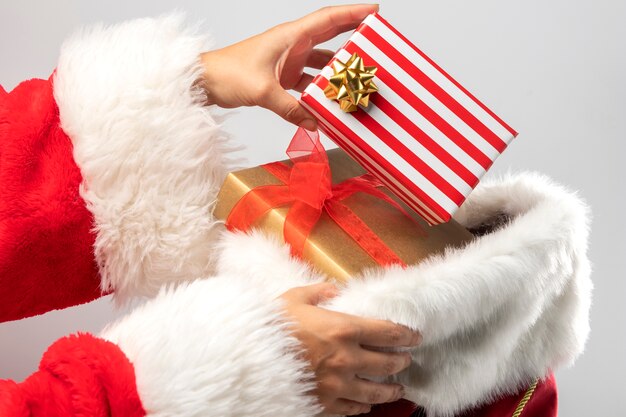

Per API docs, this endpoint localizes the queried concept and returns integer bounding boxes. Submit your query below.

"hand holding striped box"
[301,13,517,225]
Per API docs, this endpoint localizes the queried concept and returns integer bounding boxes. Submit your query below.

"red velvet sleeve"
[0,77,103,322]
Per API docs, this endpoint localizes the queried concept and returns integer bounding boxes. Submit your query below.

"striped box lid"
[301,13,517,225]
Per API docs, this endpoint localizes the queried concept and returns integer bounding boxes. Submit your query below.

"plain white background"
[1,0,624,415]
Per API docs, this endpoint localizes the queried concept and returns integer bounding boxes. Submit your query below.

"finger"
[292,73,314,93]
[354,318,422,348]
[345,377,405,405]
[306,48,335,69]
[355,349,412,377]
[281,282,338,305]
[298,4,380,44]
[330,398,372,416]
[261,86,318,131]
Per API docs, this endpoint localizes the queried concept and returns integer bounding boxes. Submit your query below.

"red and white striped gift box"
[300,13,517,225]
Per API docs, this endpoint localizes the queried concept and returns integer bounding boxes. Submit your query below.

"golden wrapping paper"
[214,148,474,283]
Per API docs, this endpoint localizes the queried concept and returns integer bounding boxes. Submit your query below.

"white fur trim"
[215,229,321,296]
[100,276,321,417]
[217,172,592,417]
[53,14,238,301]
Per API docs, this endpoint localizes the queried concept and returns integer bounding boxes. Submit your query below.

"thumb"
[263,86,318,131]
[285,282,338,305]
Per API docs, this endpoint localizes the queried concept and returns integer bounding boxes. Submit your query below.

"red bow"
[226,128,413,266]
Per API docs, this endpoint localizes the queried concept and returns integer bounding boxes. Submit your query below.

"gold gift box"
[214,148,473,283]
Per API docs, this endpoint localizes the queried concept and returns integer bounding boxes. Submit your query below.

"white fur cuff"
[100,275,321,417]
[53,14,238,300]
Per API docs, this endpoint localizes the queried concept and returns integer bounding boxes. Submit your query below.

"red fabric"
[458,374,557,417]
[226,127,421,265]
[0,333,145,417]
[0,77,101,323]
[516,374,557,417]
[366,399,418,416]
[365,374,557,417]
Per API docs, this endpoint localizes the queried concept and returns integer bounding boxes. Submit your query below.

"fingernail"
[411,332,422,346]
[404,353,412,367]
[322,287,338,299]
[300,118,317,132]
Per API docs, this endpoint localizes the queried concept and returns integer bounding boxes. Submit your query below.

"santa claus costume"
[0,14,591,417]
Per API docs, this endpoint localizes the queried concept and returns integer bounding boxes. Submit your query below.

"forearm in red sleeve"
[0,275,322,417]
[0,76,102,322]
[0,14,238,322]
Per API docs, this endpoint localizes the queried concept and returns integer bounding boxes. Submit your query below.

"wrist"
[199,50,220,105]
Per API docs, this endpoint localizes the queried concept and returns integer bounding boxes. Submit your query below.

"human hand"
[279,282,421,416]
[200,4,379,131]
